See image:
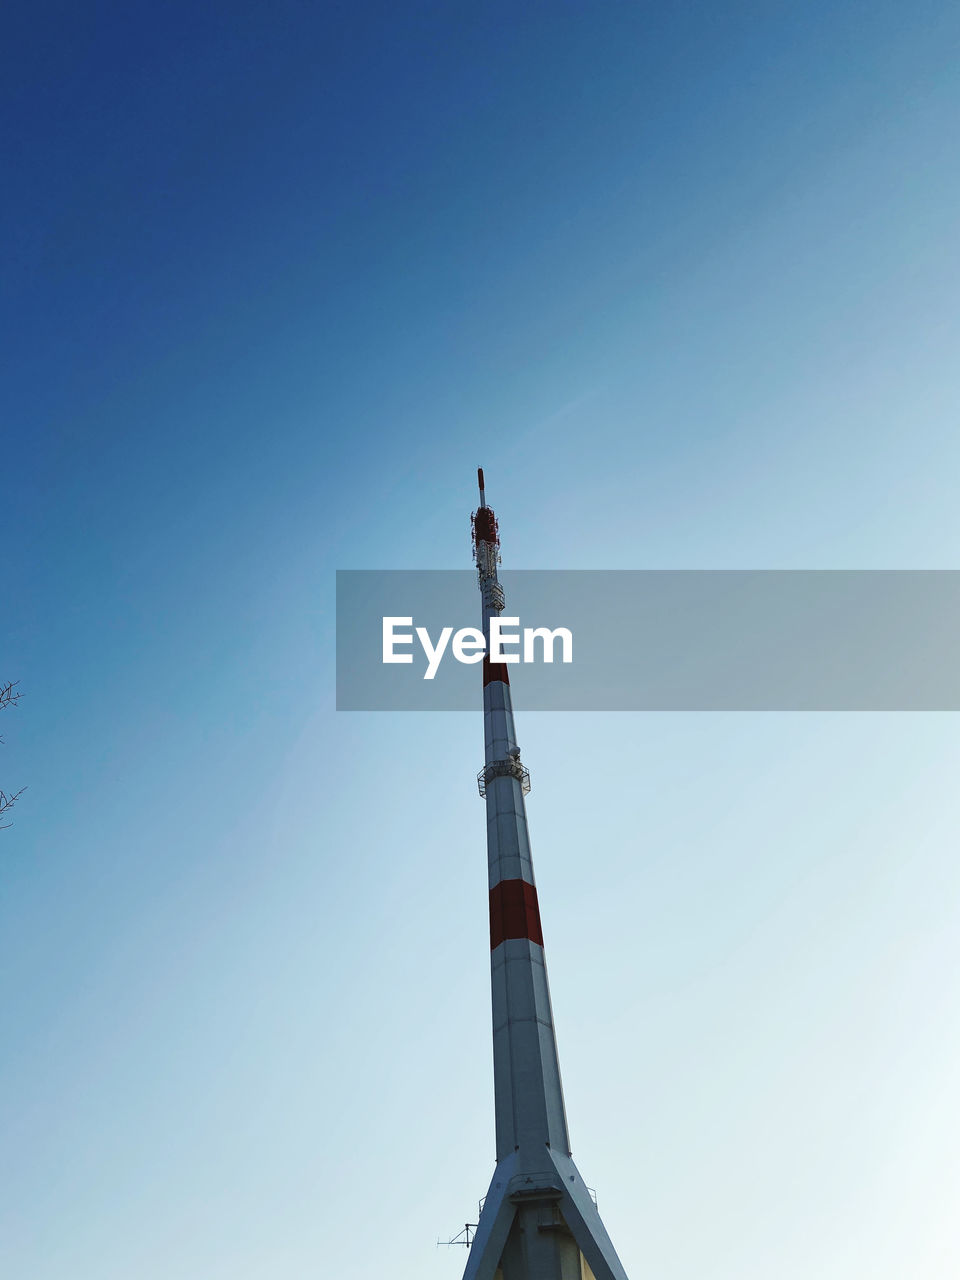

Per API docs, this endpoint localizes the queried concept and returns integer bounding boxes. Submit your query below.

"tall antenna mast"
[461,472,629,1280]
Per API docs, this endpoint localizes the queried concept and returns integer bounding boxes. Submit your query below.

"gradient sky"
[4,3,960,1277]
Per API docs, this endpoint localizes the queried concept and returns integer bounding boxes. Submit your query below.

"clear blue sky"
[3,3,960,1276]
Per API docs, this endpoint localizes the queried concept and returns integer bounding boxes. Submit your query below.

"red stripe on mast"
[489,879,544,949]
[483,656,511,686]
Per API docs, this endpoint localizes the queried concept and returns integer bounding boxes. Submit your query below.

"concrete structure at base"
[463,471,629,1280]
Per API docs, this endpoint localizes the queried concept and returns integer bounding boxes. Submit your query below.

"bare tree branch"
[0,787,26,828]
[1,681,24,827]
[0,681,21,711]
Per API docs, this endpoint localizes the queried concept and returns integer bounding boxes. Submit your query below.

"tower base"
[463,1151,629,1280]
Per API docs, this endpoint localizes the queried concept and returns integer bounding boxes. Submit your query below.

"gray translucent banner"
[336,570,960,710]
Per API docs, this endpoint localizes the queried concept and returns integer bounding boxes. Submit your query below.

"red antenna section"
[472,467,499,558]
[472,505,499,551]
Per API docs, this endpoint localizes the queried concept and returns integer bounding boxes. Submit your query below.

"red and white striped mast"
[463,470,629,1280]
